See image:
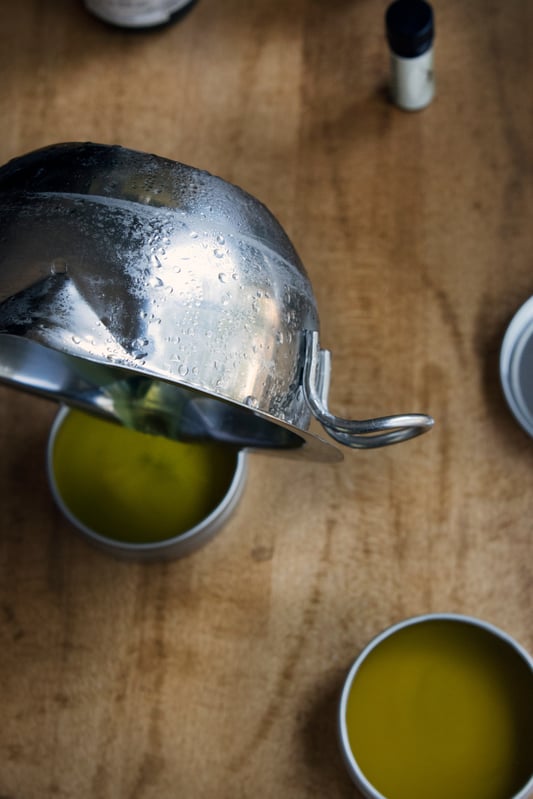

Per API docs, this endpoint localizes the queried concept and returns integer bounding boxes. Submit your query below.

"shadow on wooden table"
[300,669,365,798]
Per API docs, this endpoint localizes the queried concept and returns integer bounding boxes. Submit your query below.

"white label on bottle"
[85,0,193,27]
[390,48,435,112]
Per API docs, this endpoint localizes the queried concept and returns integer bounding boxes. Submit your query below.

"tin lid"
[500,296,533,437]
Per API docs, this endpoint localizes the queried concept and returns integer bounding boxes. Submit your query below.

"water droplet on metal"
[244,395,258,408]
[214,248,225,259]
[72,335,81,344]
[148,276,164,288]
[218,272,227,283]
[51,258,67,275]
[276,331,284,344]
[178,364,189,377]
[216,234,225,245]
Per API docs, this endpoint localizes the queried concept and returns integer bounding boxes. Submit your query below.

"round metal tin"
[84,0,196,28]
[500,296,533,438]
[338,613,533,799]
[47,406,247,561]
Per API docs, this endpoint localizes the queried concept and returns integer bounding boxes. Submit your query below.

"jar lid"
[500,296,533,438]
[386,0,434,58]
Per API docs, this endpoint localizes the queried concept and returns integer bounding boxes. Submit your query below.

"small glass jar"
[385,0,435,111]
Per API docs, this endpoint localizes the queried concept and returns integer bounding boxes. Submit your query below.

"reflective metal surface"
[0,143,433,459]
[84,0,196,29]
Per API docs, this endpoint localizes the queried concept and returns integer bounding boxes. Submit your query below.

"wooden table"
[1,1,532,796]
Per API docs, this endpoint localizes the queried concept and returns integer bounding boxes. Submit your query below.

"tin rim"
[46,405,247,557]
[338,613,533,799]
[500,295,533,438]
[84,0,196,28]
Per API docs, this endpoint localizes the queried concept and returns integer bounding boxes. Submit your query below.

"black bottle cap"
[386,0,434,58]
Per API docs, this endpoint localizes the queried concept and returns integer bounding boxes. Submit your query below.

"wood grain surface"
[1,1,532,797]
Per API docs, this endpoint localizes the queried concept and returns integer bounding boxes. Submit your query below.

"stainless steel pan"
[0,143,433,460]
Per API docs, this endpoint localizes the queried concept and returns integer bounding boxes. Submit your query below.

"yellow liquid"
[52,410,238,543]
[345,620,533,799]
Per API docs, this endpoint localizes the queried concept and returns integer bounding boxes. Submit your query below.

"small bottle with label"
[385,0,435,111]
[84,0,197,29]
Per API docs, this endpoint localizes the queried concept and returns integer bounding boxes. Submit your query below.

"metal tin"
[500,296,533,438]
[0,143,433,458]
[338,613,533,799]
[84,0,196,28]
[47,406,247,560]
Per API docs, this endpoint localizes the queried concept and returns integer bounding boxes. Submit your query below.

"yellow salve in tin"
[345,619,533,799]
[51,409,238,543]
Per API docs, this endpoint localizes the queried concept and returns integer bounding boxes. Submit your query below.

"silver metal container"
[500,296,533,439]
[338,613,533,799]
[0,143,433,460]
[47,405,247,560]
[84,0,196,28]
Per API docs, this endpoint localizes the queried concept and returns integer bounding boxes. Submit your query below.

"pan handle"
[302,331,434,449]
